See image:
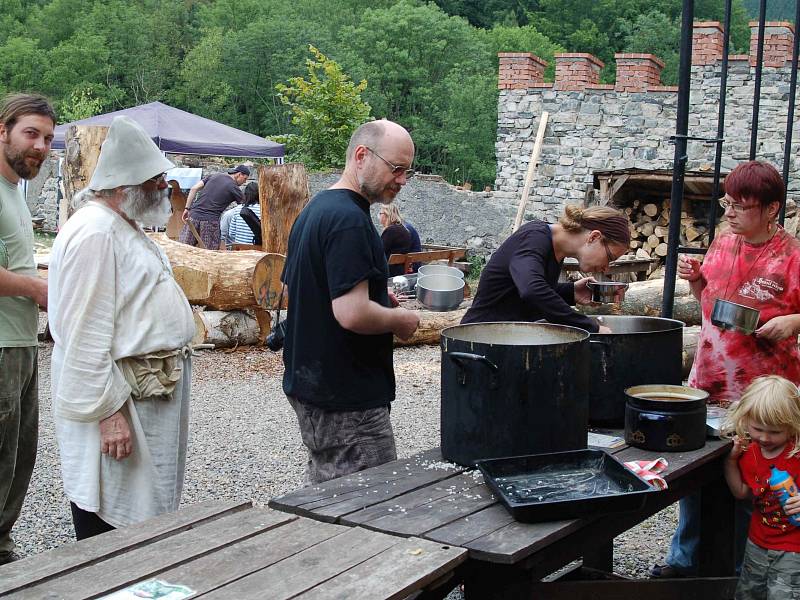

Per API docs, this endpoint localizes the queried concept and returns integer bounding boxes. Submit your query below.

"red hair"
[725,160,785,209]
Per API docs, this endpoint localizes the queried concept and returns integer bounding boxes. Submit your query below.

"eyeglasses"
[366,147,415,179]
[602,238,615,265]
[719,197,758,214]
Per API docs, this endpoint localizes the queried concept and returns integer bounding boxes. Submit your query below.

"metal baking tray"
[476,449,656,523]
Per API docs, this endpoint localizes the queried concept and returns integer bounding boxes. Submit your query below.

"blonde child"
[723,375,800,599]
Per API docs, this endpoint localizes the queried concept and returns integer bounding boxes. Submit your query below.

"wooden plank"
[144,517,349,596]
[426,504,516,547]
[198,527,399,599]
[512,112,549,232]
[388,250,460,266]
[11,508,295,599]
[344,473,495,536]
[608,173,630,203]
[268,449,460,520]
[295,536,468,600]
[0,500,250,595]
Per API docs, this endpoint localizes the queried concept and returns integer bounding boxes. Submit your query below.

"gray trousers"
[0,346,38,555]
[287,396,397,485]
[736,539,800,600]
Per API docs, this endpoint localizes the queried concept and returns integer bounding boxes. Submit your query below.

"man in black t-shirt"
[282,120,420,484]
[178,165,248,249]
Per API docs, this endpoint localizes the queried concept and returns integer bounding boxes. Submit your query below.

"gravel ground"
[14,340,678,589]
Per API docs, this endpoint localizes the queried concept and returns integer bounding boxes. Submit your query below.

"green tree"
[58,85,105,122]
[0,36,48,95]
[621,11,681,84]
[276,45,372,169]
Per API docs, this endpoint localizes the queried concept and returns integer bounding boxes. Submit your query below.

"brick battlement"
[498,21,796,90]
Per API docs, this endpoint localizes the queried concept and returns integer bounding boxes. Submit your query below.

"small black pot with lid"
[624,384,708,452]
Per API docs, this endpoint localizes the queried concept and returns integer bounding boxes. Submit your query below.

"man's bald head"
[346,119,413,163]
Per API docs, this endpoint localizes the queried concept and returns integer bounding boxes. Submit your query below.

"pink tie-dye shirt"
[689,227,800,406]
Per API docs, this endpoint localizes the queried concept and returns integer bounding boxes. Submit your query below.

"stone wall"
[495,21,800,222]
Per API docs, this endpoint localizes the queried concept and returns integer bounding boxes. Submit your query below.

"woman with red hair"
[653,160,800,578]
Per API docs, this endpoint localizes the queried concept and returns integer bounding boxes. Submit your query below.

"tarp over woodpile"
[52,101,284,158]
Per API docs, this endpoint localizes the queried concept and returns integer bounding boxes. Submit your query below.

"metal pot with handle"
[440,322,590,466]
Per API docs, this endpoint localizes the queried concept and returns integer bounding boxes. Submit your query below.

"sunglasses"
[366,147,415,179]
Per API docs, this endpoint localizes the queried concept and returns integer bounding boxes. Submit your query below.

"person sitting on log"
[48,116,196,540]
[461,204,631,334]
[378,203,412,276]
[229,181,262,246]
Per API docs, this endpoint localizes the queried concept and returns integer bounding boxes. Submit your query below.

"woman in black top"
[462,205,631,334]
[379,204,412,276]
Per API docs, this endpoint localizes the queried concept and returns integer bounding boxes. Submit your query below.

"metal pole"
[662,0,694,319]
[780,0,800,225]
[749,0,767,159]
[708,0,732,245]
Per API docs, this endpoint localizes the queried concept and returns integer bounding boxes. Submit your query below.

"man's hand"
[574,277,594,305]
[388,290,400,308]
[755,315,800,342]
[99,410,133,460]
[392,307,420,340]
[181,208,190,223]
[29,277,47,309]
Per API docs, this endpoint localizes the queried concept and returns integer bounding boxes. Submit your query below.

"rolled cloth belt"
[117,345,194,401]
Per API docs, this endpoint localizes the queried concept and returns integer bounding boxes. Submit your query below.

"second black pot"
[624,384,708,452]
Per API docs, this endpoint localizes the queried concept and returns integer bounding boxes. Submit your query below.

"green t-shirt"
[0,175,37,346]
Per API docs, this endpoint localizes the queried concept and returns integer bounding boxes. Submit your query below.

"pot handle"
[447,352,499,389]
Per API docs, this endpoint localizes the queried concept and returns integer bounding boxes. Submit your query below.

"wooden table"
[270,438,737,600]
[1,500,466,599]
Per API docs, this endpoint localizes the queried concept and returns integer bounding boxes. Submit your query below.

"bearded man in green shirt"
[0,93,55,565]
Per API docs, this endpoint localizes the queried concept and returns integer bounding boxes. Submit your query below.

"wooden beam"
[512,111,549,232]
[608,173,630,203]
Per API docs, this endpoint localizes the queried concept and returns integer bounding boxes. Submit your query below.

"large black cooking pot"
[440,322,590,466]
[588,316,684,427]
[624,384,708,452]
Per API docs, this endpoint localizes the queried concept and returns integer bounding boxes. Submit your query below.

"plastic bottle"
[768,465,800,527]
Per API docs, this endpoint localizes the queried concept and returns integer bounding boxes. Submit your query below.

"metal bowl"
[587,281,629,303]
[418,264,465,279]
[711,298,760,335]
[416,274,465,311]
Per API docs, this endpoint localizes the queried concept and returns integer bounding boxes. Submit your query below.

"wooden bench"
[388,244,467,274]
[1,500,467,599]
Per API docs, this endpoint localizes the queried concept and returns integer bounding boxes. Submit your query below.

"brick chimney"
[749,21,795,67]
[692,21,724,65]
[554,53,604,91]
[498,53,547,89]
[615,53,664,91]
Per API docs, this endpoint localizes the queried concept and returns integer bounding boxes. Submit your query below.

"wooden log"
[394,307,469,346]
[655,242,668,257]
[654,225,669,238]
[638,222,655,237]
[192,310,260,348]
[646,234,660,249]
[62,125,108,223]
[579,278,701,326]
[683,325,701,378]
[150,232,264,310]
[684,225,703,242]
[643,203,658,217]
[165,180,187,240]
[258,163,310,255]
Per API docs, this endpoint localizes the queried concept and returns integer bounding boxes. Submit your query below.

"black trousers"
[70,502,115,540]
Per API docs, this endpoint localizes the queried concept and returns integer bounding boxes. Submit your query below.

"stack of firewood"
[623,199,723,260]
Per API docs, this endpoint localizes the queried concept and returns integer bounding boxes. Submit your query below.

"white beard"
[120,186,172,228]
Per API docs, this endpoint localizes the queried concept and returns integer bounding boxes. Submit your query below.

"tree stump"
[62,125,108,224]
[258,163,310,255]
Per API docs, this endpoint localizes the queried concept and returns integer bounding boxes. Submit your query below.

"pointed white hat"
[88,115,175,191]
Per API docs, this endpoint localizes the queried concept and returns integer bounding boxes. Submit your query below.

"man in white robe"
[48,116,195,539]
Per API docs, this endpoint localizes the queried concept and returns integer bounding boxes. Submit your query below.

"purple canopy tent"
[52,101,284,158]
